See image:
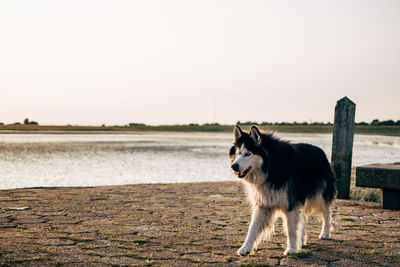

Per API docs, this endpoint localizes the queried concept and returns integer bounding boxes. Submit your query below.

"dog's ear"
[234,125,243,141]
[250,125,262,144]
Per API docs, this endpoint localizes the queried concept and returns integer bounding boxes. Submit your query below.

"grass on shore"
[1,124,400,136]
[350,186,381,202]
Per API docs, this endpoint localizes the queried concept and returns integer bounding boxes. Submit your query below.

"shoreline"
[0,180,237,191]
[0,182,398,266]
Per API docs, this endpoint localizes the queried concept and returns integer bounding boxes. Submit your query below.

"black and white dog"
[229,125,336,256]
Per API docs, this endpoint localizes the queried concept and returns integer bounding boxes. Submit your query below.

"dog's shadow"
[289,238,386,266]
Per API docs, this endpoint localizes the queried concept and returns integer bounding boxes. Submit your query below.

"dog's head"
[229,125,269,184]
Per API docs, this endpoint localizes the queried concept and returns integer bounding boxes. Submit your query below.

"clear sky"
[1,0,399,125]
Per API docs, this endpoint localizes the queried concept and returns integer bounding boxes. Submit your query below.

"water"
[0,132,399,189]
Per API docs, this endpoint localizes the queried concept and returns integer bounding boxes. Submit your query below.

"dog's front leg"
[283,209,300,255]
[237,206,272,256]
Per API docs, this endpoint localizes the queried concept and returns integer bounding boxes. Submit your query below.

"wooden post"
[331,97,356,199]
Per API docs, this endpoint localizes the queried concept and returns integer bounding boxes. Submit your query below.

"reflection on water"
[0,132,399,189]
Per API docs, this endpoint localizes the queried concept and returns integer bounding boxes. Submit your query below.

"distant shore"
[1,124,400,136]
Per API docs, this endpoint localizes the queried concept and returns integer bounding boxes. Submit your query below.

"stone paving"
[0,182,399,266]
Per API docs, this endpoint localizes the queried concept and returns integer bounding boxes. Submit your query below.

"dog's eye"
[244,152,251,157]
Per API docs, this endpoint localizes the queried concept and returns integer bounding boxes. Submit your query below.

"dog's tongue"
[238,167,251,178]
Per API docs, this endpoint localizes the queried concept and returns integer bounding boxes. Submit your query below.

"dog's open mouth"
[237,167,252,178]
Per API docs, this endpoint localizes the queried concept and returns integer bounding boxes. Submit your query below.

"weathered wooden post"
[331,97,356,199]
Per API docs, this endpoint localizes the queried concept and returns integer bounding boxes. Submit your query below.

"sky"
[0,0,399,126]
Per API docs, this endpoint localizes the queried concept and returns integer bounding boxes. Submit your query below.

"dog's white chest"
[245,183,289,209]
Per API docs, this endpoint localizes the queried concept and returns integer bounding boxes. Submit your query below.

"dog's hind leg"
[319,202,333,240]
[298,212,307,248]
[237,206,275,256]
[283,209,300,255]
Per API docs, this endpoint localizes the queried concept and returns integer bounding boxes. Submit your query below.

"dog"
[229,125,336,256]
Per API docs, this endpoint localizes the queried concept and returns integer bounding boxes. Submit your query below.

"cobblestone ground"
[0,182,399,266]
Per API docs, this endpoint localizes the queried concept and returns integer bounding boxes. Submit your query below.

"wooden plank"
[355,164,400,190]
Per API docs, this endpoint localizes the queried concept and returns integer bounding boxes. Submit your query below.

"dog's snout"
[231,163,239,171]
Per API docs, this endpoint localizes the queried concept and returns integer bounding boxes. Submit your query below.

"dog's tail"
[323,167,337,203]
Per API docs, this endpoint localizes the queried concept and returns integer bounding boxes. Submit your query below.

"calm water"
[0,132,399,189]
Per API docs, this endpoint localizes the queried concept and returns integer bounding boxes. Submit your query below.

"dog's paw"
[319,232,330,240]
[283,247,297,256]
[237,245,252,256]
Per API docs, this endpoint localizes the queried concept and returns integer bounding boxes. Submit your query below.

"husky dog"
[229,125,336,256]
